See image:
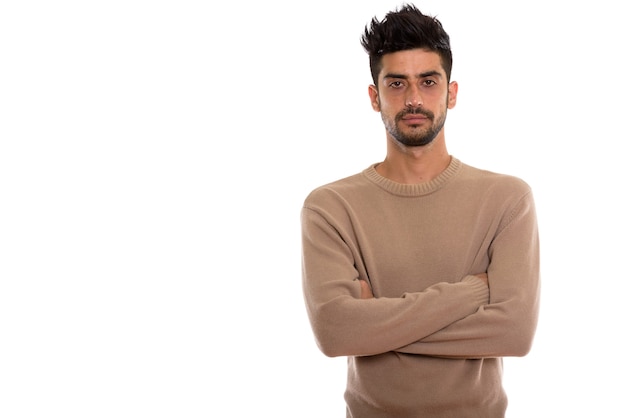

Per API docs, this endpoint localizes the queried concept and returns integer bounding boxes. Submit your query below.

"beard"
[381,106,447,147]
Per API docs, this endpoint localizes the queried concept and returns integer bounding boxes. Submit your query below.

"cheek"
[376,95,400,113]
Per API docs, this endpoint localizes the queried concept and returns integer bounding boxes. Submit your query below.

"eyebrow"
[383,70,443,80]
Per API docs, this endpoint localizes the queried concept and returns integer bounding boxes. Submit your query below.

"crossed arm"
[360,273,489,299]
[303,192,539,359]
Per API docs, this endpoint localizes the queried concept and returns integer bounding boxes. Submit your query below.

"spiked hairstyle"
[361,4,453,86]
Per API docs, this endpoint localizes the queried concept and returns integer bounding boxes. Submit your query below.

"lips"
[402,115,428,121]
[401,115,429,125]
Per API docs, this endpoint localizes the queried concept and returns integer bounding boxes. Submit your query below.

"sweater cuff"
[461,275,490,306]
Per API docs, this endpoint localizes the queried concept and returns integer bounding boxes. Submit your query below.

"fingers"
[475,273,488,287]
[360,280,374,299]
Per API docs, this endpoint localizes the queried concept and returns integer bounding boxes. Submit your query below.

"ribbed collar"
[362,156,462,197]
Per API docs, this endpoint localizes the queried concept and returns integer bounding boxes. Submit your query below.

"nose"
[405,85,423,108]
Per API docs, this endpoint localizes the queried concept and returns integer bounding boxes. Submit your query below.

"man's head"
[361,4,452,87]
[361,5,457,149]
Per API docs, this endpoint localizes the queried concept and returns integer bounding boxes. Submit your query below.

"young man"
[301,4,540,417]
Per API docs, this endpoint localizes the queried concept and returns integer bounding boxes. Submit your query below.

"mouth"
[401,115,429,125]
[402,115,428,121]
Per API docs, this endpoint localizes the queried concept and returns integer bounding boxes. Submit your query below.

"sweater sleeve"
[301,205,490,358]
[395,191,541,358]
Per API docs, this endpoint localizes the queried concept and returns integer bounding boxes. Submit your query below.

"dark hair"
[361,4,452,86]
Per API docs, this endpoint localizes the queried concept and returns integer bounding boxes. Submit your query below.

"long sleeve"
[301,204,490,358]
[396,190,540,358]
[301,160,540,360]
[300,159,538,417]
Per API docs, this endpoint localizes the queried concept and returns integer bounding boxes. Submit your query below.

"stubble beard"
[382,107,447,148]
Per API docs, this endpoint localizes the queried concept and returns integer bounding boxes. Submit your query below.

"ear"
[447,81,458,109]
[368,84,381,112]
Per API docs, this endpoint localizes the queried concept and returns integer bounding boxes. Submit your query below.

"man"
[300,4,540,417]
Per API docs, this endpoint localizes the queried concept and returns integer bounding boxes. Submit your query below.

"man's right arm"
[302,206,489,358]
[360,274,487,299]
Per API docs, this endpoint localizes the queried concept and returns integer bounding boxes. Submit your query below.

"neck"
[376,134,451,184]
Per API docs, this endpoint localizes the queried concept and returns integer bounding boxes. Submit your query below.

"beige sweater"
[301,157,540,418]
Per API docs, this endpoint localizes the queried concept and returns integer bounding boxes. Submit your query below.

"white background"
[1,0,625,417]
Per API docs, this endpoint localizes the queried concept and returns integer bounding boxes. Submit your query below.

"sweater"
[301,157,540,418]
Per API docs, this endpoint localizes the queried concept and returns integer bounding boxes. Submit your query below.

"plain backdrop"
[1,0,625,417]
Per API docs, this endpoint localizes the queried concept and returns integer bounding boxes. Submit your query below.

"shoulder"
[303,169,373,209]
[457,162,537,226]
[458,162,532,197]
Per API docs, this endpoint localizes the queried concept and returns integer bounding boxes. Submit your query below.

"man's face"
[368,48,458,148]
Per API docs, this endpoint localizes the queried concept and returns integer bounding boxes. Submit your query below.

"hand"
[475,273,489,288]
[360,280,374,299]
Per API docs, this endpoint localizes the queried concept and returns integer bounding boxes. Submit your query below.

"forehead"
[380,48,444,77]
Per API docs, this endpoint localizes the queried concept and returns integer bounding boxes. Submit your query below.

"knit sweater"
[301,157,540,418]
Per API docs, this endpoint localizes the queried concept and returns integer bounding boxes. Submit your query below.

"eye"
[389,81,405,89]
[423,79,437,87]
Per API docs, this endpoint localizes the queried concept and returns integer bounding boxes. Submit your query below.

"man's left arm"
[395,190,541,358]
